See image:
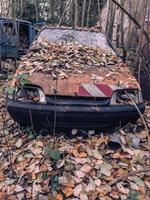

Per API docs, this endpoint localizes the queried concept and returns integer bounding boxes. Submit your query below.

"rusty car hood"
[12,29,140,98]
[26,67,139,97]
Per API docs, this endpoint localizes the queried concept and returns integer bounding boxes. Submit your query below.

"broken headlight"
[14,85,46,103]
[110,89,143,105]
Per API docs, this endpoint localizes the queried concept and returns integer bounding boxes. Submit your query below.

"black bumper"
[6,100,145,129]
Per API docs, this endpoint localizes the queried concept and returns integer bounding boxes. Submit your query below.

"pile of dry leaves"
[13,41,138,89]
[0,78,150,200]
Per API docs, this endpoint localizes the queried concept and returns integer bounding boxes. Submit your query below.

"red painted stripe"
[78,86,92,97]
[95,84,113,97]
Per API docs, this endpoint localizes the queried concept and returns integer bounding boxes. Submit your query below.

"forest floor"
[0,76,150,200]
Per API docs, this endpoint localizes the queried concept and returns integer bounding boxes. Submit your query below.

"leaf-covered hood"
[12,39,140,97]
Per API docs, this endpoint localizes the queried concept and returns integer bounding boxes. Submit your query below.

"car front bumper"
[6,99,145,129]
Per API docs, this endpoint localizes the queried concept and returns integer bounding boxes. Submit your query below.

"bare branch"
[111,0,150,41]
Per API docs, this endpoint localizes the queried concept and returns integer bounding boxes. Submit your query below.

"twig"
[1,109,13,171]
[57,0,72,27]
[109,168,150,186]
[138,57,142,85]
[53,76,58,148]
[124,90,150,149]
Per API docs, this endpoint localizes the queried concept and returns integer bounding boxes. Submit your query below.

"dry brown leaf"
[98,185,112,197]
[100,162,112,176]
[130,182,139,191]
[40,164,48,171]
[78,152,87,158]
[138,131,148,139]
[0,172,4,181]
[31,172,36,180]
[14,185,24,193]
[125,148,135,156]
[56,159,65,169]
[110,191,119,199]
[139,186,146,194]
[74,184,82,197]
[73,158,87,164]
[115,168,127,178]
[116,182,130,195]
[0,188,7,200]
[74,170,85,179]
[80,193,88,200]
[62,186,74,197]
[55,193,63,200]
[80,164,91,173]
[94,179,102,187]
[92,149,102,160]
[120,135,127,145]
[15,138,23,148]
[71,149,78,157]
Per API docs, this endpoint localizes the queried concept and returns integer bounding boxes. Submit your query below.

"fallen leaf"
[74,184,82,197]
[138,131,147,139]
[62,187,73,197]
[78,152,87,158]
[36,141,44,147]
[0,172,4,181]
[125,148,135,156]
[133,176,145,187]
[56,159,65,169]
[55,193,63,200]
[130,182,139,191]
[44,148,60,160]
[14,185,24,192]
[27,163,36,172]
[0,187,7,200]
[15,138,23,148]
[92,149,102,160]
[120,135,127,145]
[100,162,112,176]
[98,185,112,197]
[95,179,102,187]
[116,182,130,194]
[73,158,87,164]
[80,193,88,200]
[80,164,91,173]
[139,186,146,194]
[74,170,85,179]
[59,176,69,186]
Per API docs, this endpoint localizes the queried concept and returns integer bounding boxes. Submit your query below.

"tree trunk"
[81,0,86,27]
[34,0,39,23]
[86,0,92,27]
[97,0,101,28]
[111,0,149,41]
[74,0,79,27]
[106,0,116,41]
[120,0,126,62]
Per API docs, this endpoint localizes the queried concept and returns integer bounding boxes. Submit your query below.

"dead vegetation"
[0,78,150,200]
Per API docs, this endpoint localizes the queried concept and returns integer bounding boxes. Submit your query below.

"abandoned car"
[6,27,145,130]
[0,17,37,60]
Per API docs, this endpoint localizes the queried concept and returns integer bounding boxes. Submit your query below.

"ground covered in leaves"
[0,78,150,200]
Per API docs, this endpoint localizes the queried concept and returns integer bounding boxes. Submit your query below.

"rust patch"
[27,65,140,96]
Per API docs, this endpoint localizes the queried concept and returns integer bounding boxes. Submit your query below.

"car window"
[36,28,115,53]
[2,22,16,36]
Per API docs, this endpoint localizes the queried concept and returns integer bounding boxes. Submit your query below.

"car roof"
[40,26,106,35]
[0,17,31,24]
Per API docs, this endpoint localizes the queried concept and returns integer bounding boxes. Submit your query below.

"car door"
[1,19,18,59]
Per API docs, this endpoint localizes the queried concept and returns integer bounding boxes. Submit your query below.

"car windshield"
[36,28,115,53]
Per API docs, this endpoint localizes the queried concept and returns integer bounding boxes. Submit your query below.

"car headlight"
[110,89,143,105]
[14,85,46,103]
